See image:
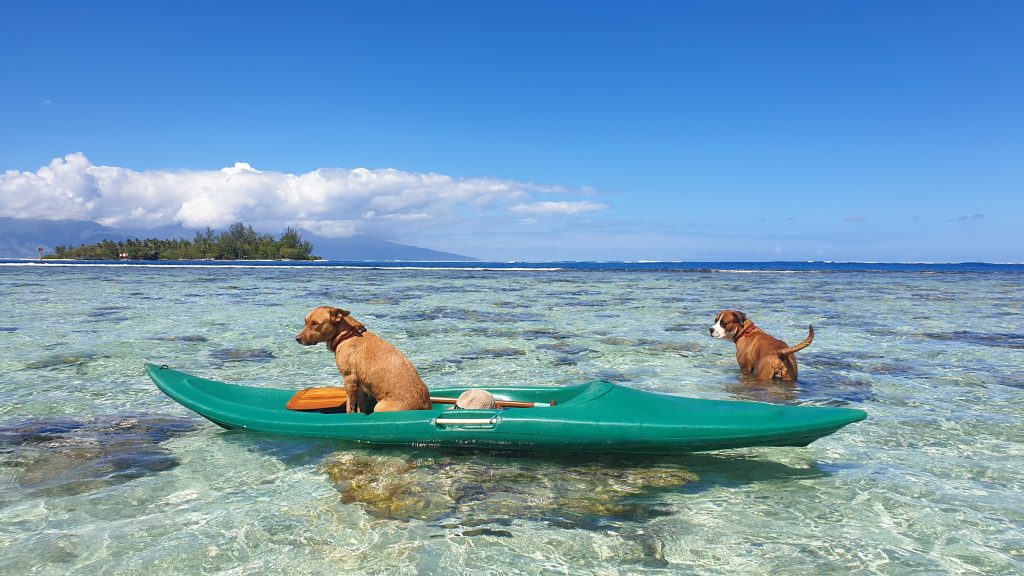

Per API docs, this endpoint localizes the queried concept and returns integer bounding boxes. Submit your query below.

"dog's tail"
[779,325,814,356]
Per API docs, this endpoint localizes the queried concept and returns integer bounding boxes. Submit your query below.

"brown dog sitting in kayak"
[295,306,431,413]
[709,310,814,381]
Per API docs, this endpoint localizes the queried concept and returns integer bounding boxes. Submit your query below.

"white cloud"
[509,201,609,216]
[0,153,604,238]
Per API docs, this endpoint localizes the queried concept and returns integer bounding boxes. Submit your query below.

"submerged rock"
[324,453,451,520]
[594,369,635,382]
[0,414,196,497]
[85,306,129,322]
[520,328,574,341]
[210,347,276,363]
[535,342,591,356]
[321,451,698,529]
[25,353,101,370]
[459,347,527,360]
[922,331,1024,350]
[153,335,209,342]
[396,306,541,324]
[653,341,706,355]
[463,327,518,338]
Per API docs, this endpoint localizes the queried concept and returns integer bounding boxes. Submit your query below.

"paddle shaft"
[429,397,553,408]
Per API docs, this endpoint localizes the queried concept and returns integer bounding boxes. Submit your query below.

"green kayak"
[145,363,866,454]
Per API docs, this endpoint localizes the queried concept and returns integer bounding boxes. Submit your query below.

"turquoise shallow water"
[0,263,1021,574]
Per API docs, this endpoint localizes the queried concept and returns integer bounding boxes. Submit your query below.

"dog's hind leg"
[755,361,777,380]
[369,399,409,412]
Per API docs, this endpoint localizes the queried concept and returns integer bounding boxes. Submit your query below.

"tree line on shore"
[47,223,319,260]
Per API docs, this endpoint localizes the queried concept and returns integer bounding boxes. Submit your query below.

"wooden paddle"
[285,388,555,411]
[429,397,556,409]
[285,387,348,410]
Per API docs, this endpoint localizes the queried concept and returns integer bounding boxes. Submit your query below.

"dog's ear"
[735,311,747,325]
[329,308,351,323]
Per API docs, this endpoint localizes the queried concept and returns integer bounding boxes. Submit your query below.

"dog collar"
[734,322,758,342]
[330,326,366,350]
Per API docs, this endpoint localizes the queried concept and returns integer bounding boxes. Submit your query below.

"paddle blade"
[286,387,347,411]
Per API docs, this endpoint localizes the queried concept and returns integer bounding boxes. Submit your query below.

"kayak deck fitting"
[145,363,866,454]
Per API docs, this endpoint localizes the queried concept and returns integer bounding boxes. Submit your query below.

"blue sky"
[1,0,1021,261]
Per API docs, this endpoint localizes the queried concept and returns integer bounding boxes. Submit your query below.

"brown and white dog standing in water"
[295,306,432,413]
[709,310,814,381]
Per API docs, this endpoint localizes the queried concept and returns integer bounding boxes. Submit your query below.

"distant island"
[45,222,319,261]
[0,217,478,261]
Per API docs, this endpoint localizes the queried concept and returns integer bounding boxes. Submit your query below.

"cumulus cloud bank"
[0,153,606,238]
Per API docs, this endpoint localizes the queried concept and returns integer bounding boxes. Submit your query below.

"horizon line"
[2,258,1022,266]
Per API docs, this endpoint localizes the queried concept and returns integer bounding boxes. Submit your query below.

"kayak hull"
[145,363,866,454]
